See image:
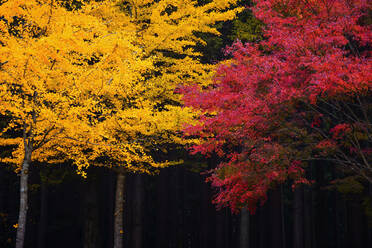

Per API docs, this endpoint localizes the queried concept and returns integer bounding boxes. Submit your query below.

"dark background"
[0,160,371,248]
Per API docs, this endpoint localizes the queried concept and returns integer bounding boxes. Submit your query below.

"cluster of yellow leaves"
[0,0,142,174]
[0,0,242,175]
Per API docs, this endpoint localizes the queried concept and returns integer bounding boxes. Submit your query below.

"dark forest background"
[0,160,372,248]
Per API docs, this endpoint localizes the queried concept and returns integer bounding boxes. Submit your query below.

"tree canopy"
[182,0,372,212]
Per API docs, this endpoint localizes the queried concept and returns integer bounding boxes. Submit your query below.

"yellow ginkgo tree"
[0,1,147,247]
[76,1,243,247]
[0,0,242,247]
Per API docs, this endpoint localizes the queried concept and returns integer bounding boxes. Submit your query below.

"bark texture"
[293,186,304,248]
[240,208,249,248]
[16,148,31,248]
[114,171,126,248]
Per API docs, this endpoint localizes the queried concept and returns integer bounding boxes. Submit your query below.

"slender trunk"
[240,208,249,248]
[83,179,100,248]
[169,168,179,248]
[133,174,144,248]
[16,148,31,248]
[311,172,318,248]
[258,205,268,248]
[37,180,48,248]
[216,210,225,248]
[200,180,211,248]
[269,189,283,248]
[183,170,195,248]
[156,170,168,248]
[335,193,345,248]
[114,171,126,248]
[281,185,286,248]
[293,186,304,248]
[369,184,372,246]
[106,170,116,248]
[0,169,4,211]
[303,187,312,248]
[350,200,364,248]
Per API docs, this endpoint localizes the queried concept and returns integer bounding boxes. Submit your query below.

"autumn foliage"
[88,0,243,174]
[183,0,372,212]
[0,1,243,247]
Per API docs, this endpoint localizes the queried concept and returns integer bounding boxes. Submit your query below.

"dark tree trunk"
[369,184,372,246]
[216,209,226,248]
[281,186,286,248]
[37,180,48,248]
[169,168,180,248]
[269,188,283,248]
[156,169,169,248]
[0,169,4,211]
[183,170,196,248]
[333,178,346,248]
[16,147,31,248]
[200,180,213,248]
[311,182,318,248]
[132,174,144,248]
[240,208,249,248]
[349,200,364,248]
[103,170,116,248]
[124,174,133,248]
[114,171,126,248]
[0,168,5,235]
[303,186,312,248]
[83,179,100,248]
[258,204,268,248]
[293,186,304,248]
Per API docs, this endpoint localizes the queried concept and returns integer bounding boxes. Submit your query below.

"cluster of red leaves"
[183,0,371,212]
[330,123,352,139]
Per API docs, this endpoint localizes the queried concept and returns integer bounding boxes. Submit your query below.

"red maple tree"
[183,0,371,212]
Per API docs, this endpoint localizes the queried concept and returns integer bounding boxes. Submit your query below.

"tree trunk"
[169,168,180,248]
[200,181,211,248]
[37,180,48,248]
[0,169,4,212]
[132,174,144,248]
[105,170,116,248]
[16,148,31,248]
[269,189,283,248]
[83,179,100,248]
[216,210,225,248]
[258,204,268,248]
[281,185,286,248]
[303,186,312,248]
[240,208,249,248]
[293,186,304,248]
[369,183,372,246]
[114,171,126,248]
[349,200,364,248]
[156,169,169,248]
